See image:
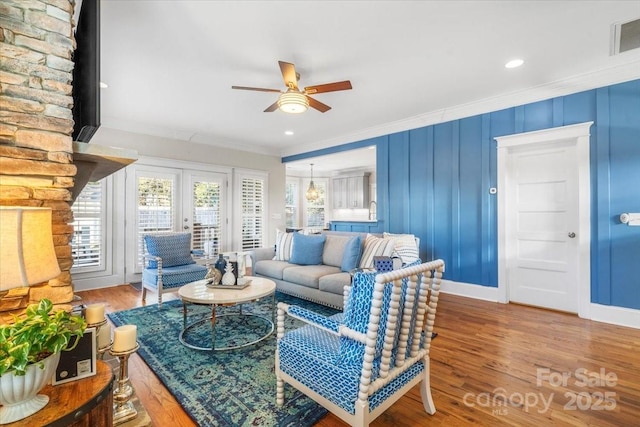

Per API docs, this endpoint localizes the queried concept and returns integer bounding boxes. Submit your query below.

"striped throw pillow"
[359,234,396,269]
[384,232,420,264]
[274,229,294,261]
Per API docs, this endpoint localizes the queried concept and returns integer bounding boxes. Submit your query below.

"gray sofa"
[248,231,409,309]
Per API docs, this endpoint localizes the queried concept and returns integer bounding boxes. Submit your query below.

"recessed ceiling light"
[505,59,524,69]
[99,81,108,88]
[284,130,294,136]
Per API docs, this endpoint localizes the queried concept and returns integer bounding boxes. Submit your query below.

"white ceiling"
[99,0,640,173]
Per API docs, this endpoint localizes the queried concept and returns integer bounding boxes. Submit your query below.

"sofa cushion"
[274,229,294,261]
[359,234,396,269]
[144,232,195,268]
[322,235,351,268]
[290,233,326,265]
[341,235,362,272]
[283,265,342,289]
[383,232,420,264]
[254,260,293,280]
[319,272,353,295]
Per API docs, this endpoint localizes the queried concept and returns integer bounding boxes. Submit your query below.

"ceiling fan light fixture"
[278,91,309,114]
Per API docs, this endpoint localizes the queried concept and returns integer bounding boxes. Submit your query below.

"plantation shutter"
[191,180,221,256]
[137,176,175,265]
[241,177,265,250]
[71,181,104,270]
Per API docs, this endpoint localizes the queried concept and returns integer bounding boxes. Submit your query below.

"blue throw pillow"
[341,235,362,272]
[289,233,326,265]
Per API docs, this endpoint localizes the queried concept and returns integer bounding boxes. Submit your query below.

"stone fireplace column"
[0,0,77,322]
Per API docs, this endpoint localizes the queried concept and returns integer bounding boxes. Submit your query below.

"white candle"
[97,323,111,348]
[112,324,137,352]
[85,303,105,324]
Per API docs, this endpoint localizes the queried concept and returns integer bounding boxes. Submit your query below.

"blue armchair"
[275,259,445,427]
[141,232,208,307]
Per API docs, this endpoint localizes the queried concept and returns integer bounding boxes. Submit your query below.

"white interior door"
[506,143,578,312]
[497,122,592,316]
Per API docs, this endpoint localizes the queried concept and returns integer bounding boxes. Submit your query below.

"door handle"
[568,232,576,238]
[184,225,189,230]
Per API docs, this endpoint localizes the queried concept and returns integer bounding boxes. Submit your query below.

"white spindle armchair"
[275,259,444,427]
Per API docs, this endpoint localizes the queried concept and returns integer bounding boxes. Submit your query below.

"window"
[285,180,298,228]
[137,176,175,265]
[71,180,105,271]
[191,179,222,256]
[240,176,265,250]
[305,179,327,228]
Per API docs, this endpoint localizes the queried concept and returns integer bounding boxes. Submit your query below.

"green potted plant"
[0,298,87,423]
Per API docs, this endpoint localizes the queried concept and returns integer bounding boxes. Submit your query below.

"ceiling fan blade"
[307,96,331,113]
[278,61,299,90]
[232,85,282,93]
[304,80,352,95]
[264,101,279,112]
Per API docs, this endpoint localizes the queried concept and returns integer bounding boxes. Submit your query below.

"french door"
[125,164,228,282]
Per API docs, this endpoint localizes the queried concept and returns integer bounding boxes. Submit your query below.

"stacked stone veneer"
[0,0,77,322]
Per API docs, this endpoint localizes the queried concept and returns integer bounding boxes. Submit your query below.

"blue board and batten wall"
[283,79,640,311]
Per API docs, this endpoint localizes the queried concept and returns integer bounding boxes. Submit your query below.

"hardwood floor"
[77,285,640,426]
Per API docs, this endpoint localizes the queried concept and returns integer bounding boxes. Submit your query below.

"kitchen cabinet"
[332,174,369,209]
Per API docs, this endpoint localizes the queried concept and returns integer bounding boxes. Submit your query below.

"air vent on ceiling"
[612,18,640,54]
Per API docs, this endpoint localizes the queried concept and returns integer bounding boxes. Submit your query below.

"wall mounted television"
[72,0,100,142]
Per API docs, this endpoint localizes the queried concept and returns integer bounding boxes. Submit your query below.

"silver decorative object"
[110,343,140,425]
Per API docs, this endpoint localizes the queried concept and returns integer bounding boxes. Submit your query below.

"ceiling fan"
[232,61,352,114]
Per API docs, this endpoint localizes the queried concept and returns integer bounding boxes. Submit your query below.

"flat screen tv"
[72,0,100,142]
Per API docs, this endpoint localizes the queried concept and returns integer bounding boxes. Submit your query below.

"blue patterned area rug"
[108,292,339,427]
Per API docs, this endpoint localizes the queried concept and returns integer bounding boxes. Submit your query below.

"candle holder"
[97,339,113,360]
[87,318,112,360]
[110,343,140,425]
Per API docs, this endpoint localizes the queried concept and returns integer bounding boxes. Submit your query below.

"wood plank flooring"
[76,285,640,426]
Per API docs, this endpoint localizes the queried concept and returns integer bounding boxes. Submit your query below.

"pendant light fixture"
[306,163,319,202]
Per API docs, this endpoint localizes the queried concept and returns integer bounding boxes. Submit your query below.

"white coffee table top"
[178,276,276,305]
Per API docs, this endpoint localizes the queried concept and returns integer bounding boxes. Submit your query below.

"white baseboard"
[73,275,124,292]
[439,280,640,330]
[588,303,640,329]
[440,279,501,302]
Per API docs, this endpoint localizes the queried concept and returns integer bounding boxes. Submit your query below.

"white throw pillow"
[359,234,396,269]
[383,232,420,264]
[274,229,294,261]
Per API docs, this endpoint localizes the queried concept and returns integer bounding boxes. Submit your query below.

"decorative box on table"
[374,256,394,272]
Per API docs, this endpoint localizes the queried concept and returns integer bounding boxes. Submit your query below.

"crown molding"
[281,58,640,157]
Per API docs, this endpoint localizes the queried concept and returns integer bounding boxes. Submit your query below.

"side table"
[4,360,114,427]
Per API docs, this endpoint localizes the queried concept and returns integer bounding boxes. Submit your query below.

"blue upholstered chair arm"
[277,302,342,334]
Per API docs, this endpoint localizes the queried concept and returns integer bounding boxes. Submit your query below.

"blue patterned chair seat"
[276,260,445,426]
[278,311,425,414]
[142,264,208,289]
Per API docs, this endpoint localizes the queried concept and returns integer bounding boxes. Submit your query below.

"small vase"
[222,263,236,286]
[214,254,226,275]
[0,352,61,424]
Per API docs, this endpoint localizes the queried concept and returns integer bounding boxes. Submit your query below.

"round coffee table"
[178,276,276,351]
